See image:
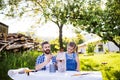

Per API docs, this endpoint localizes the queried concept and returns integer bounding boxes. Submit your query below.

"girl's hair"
[68,42,78,53]
[67,42,76,49]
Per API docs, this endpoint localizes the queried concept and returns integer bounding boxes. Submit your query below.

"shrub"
[0,50,41,80]
[86,42,96,55]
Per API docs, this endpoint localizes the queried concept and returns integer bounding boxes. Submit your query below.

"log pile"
[0,33,39,52]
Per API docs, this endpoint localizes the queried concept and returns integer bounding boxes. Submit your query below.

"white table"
[8,71,102,80]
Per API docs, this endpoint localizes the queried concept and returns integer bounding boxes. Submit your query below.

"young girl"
[66,42,80,71]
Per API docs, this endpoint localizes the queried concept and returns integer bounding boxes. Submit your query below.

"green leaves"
[0,0,119,48]
[69,0,120,48]
[0,0,5,10]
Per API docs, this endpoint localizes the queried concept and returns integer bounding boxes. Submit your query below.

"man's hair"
[41,41,49,48]
[67,42,76,49]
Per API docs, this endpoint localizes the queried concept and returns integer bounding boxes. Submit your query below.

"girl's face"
[67,46,75,54]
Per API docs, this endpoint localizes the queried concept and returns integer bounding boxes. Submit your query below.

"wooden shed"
[0,22,8,41]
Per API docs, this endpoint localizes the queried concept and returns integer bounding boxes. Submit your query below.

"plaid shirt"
[36,54,56,70]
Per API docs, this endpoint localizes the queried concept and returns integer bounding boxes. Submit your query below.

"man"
[35,41,56,71]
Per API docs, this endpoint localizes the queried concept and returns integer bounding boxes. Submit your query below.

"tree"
[69,0,120,49]
[0,0,84,50]
[1,0,119,50]
[41,0,67,49]
[0,0,86,50]
[101,0,120,49]
[40,0,86,50]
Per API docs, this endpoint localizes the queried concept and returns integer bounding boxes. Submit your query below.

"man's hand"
[35,54,53,70]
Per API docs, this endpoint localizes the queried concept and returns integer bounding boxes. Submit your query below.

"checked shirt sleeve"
[36,55,44,66]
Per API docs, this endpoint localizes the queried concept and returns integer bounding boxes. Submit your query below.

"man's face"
[67,46,75,53]
[42,43,51,54]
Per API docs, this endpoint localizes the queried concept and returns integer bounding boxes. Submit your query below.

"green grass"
[79,53,120,80]
[0,52,120,80]
[0,51,41,80]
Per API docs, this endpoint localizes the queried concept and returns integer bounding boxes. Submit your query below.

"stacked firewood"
[0,33,39,52]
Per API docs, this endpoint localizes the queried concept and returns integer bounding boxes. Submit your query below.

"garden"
[0,51,120,80]
[0,0,120,80]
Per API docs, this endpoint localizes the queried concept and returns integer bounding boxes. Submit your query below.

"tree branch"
[66,16,83,20]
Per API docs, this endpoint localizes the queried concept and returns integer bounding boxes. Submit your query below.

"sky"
[0,0,107,40]
[0,12,102,44]
[0,14,36,33]
[0,14,76,39]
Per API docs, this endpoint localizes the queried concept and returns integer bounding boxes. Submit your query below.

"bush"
[0,50,41,80]
[86,42,96,55]
[1,51,120,80]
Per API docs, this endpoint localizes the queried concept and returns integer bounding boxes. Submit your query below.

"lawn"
[79,52,120,80]
[0,51,120,80]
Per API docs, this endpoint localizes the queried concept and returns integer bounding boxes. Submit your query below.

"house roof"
[78,33,102,47]
[0,22,9,28]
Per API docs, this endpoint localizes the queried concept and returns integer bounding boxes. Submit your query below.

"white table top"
[8,70,102,80]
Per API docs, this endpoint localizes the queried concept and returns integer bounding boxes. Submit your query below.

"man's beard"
[44,49,51,54]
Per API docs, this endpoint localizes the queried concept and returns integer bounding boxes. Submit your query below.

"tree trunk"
[100,35,120,51]
[58,24,63,50]
[111,39,120,51]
